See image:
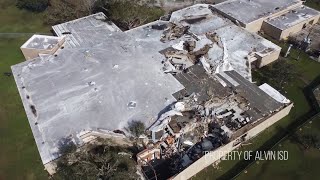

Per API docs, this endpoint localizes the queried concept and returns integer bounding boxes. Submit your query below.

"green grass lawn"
[0,0,50,179]
[236,114,320,180]
[232,43,320,180]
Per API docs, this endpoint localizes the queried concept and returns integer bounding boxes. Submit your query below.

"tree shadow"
[57,136,77,155]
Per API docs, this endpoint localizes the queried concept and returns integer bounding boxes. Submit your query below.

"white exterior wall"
[245,19,265,32]
[256,49,282,68]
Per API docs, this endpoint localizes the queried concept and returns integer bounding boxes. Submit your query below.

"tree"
[16,0,48,12]
[44,0,94,25]
[128,120,146,137]
[101,0,165,30]
[43,0,165,28]
[55,142,139,180]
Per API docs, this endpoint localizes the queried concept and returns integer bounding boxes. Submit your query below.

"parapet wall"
[212,0,303,32]
[280,15,320,40]
[146,0,226,11]
[20,35,65,60]
[256,48,282,68]
[172,103,293,180]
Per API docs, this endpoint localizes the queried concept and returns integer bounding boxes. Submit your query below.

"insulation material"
[259,83,291,104]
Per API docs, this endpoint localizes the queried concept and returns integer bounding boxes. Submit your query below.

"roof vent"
[128,101,137,109]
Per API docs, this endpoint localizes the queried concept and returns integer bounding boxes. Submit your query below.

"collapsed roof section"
[126,4,281,81]
[148,64,285,143]
[140,64,289,176]
[12,4,286,165]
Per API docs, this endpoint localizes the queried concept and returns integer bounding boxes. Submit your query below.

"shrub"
[55,143,138,179]
[16,0,48,12]
[44,0,93,25]
[98,0,165,30]
[128,120,146,137]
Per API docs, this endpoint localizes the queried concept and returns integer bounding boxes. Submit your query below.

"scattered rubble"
[11,3,293,179]
[161,23,190,42]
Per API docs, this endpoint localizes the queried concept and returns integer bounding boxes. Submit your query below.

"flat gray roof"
[213,0,302,24]
[12,5,282,165]
[52,12,122,47]
[266,6,320,30]
[12,32,184,164]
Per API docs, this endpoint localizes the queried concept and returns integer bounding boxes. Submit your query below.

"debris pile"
[161,23,190,42]
[139,85,260,173]
[159,23,238,78]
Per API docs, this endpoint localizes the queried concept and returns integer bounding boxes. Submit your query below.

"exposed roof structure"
[127,4,280,81]
[176,64,283,116]
[12,4,286,165]
[213,0,302,24]
[144,64,287,174]
[266,6,320,30]
[220,71,282,114]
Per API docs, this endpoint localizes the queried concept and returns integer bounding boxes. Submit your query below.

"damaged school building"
[11,0,318,179]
